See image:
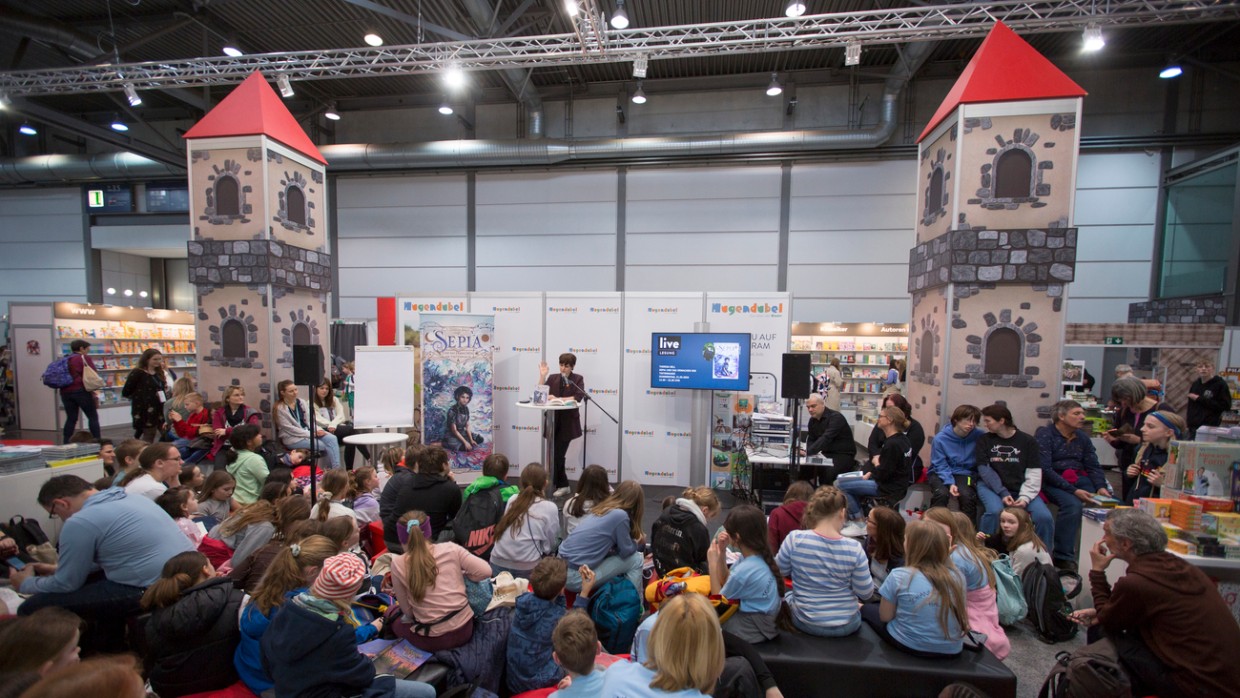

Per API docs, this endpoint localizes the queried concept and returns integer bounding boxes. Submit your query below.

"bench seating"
[755,622,1017,698]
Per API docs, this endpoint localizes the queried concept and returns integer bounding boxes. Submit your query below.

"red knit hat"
[310,553,367,601]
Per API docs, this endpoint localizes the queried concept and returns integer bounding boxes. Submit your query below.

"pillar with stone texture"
[906,21,1086,446]
[183,71,331,429]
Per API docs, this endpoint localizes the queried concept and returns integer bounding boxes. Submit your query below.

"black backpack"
[1039,639,1133,698]
[451,486,506,560]
[1,516,50,563]
[1022,562,1082,644]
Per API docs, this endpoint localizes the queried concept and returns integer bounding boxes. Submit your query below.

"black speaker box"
[292,344,324,386]
[781,352,812,399]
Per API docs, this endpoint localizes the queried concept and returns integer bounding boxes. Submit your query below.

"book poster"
[397,296,469,440]
[710,391,752,490]
[420,313,495,482]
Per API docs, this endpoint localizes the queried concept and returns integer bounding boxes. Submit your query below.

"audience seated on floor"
[507,556,571,693]
[651,486,720,577]
[766,481,812,554]
[559,481,646,594]
[862,506,906,587]
[490,463,560,577]
[924,508,1008,660]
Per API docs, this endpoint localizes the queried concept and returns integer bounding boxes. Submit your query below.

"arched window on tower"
[221,319,246,359]
[291,323,311,347]
[215,176,240,216]
[983,327,1023,375]
[919,330,935,375]
[926,167,945,217]
[286,185,306,226]
[993,149,1034,199]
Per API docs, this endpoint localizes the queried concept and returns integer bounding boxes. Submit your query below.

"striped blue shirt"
[776,529,874,628]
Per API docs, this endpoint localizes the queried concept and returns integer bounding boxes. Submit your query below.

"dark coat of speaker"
[292,345,325,386]
[781,353,812,399]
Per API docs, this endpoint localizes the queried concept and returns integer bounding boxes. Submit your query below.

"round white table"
[342,432,409,469]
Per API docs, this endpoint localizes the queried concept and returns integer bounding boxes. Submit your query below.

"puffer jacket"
[145,576,244,697]
[262,594,394,698]
[506,593,567,693]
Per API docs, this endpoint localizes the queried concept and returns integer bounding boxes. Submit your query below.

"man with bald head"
[800,393,856,485]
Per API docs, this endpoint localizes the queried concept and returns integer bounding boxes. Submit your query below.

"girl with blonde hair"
[310,468,356,521]
[651,484,721,576]
[862,520,968,658]
[601,592,725,697]
[1125,410,1185,504]
[558,480,646,593]
[389,510,492,652]
[925,508,1008,659]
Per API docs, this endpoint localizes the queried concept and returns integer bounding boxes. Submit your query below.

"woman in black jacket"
[121,348,170,442]
[140,551,243,697]
[866,393,925,480]
[380,446,461,544]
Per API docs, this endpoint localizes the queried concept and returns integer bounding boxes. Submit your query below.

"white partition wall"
[621,292,706,486]
[626,166,782,292]
[475,170,618,292]
[544,293,624,480]
[336,175,470,318]
[705,292,792,400]
[469,292,545,473]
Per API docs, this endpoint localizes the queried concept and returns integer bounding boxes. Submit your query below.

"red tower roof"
[917,21,1087,143]
[183,70,327,165]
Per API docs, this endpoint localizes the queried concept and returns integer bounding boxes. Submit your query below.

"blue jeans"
[564,551,644,595]
[791,609,861,637]
[976,482,1055,552]
[60,389,100,442]
[837,477,879,519]
[1043,486,1084,562]
[393,679,436,698]
[287,433,340,469]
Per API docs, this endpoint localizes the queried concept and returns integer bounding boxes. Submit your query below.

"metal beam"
[337,0,475,42]
[1,0,1237,97]
[12,101,186,168]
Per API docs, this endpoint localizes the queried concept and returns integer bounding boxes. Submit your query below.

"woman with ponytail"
[208,494,294,570]
[708,504,782,643]
[862,520,968,658]
[309,468,357,521]
[776,486,875,637]
[651,485,721,576]
[140,551,243,697]
[228,499,315,594]
[234,534,339,695]
[489,463,560,576]
[390,509,492,652]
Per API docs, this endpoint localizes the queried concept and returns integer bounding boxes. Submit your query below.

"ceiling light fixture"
[1082,24,1105,52]
[106,288,116,295]
[633,55,648,79]
[565,0,579,16]
[0,92,10,109]
[124,83,142,107]
[222,44,243,57]
[844,41,862,66]
[1159,63,1183,78]
[324,102,341,120]
[139,291,149,298]
[123,289,134,297]
[785,1,807,17]
[277,74,295,98]
[110,120,129,132]
[766,72,783,97]
[438,102,454,115]
[631,81,647,104]
[443,65,466,90]
[611,0,630,29]
[364,33,384,47]
[19,123,37,136]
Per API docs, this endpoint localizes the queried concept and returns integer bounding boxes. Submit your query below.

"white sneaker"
[553,487,571,498]
[840,521,867,538]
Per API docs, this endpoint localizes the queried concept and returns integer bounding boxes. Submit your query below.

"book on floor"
[359,638,432,678]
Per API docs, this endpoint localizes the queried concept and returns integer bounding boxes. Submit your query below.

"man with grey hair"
[1034,399,1112,571]
[1068,508,1240,696]
[800,393,853,486]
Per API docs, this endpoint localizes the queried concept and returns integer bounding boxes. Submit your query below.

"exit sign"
[87,189,105,207]
[1104,336,1124,345]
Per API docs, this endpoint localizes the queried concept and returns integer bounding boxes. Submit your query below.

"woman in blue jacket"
[928,405,983,524]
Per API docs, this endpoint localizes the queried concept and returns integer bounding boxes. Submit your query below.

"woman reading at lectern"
[539,353,584,498]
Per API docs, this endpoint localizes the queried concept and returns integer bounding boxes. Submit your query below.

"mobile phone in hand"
[5,556,25,571]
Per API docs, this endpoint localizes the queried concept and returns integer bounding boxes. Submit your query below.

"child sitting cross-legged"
[507,556,571,693]
[262,553,435,698]
[549,610,605,697]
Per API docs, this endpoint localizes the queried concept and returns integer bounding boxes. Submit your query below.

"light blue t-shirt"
[879,567,965,655]
[950,546,987,592]
[719,554,780,615]
[630,612,659,665]
[551,669,605,698]
[599,660,710,698]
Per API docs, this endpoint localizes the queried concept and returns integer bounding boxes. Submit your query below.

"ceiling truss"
[1,0,1238,97]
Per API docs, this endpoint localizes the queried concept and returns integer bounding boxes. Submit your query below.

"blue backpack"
[588,577,642,654]
[41,356,74,389]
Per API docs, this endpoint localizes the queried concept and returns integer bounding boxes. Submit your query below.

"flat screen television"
[650,332,751,391]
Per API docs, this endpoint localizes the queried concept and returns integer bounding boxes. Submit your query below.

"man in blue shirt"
[1034,400,1113,572]
[10,475,194,651]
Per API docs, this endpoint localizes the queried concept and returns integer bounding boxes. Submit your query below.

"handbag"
[993,554,1029,626]
[81,363,106,392]
[2,516,50,562]
[644,566,738,622]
